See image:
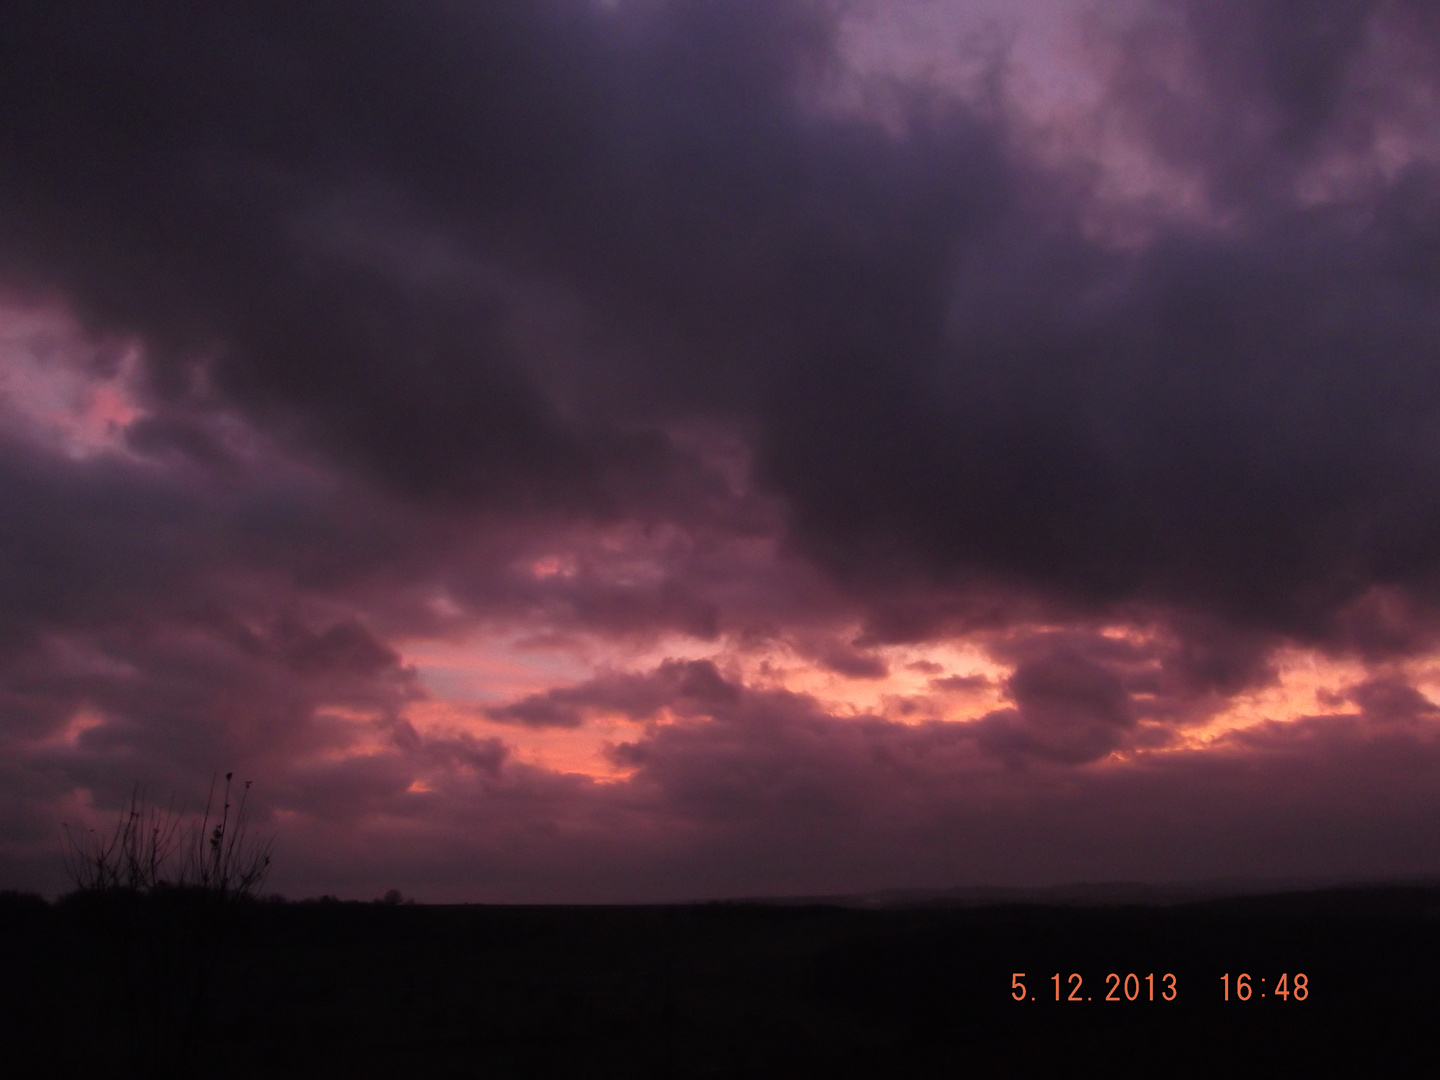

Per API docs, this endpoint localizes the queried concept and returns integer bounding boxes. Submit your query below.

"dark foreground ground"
[3,884,1437,1077]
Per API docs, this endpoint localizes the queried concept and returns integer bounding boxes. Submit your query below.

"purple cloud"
[2,1,1440,899]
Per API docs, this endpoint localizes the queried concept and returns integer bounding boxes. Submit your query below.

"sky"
[4,0,1440,902]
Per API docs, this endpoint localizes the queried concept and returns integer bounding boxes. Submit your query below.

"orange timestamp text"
[1010,972,1178,1002]
[1220,973,1307,1001]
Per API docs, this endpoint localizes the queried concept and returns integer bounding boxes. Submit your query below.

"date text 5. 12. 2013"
[1010,973,1178,1002]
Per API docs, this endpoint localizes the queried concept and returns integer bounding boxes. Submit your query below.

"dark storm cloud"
[974,622,1276,736]
[0,0,601,502]
[14,608,420,777]
[975,647,1136,765]
[0,427,389,656]
[5,0,1440,650]
[1120,0,1440,202]
[747,1,1440,647]
[488,658,739,728]
[6,0,1440,898]
[1345,673,1440,723]
[809,640,890,679]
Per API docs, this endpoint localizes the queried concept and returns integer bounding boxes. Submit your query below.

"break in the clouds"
[3,0,1440,900]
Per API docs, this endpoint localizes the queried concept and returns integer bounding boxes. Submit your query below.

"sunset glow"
[6,0,1440,904]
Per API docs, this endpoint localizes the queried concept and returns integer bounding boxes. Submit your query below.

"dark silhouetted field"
[5,885,1437,1077]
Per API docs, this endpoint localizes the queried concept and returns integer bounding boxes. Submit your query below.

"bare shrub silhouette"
[61,785,184,894]
[60,773,275,1079]
[185,773,273,900]
[62,773,272,899]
